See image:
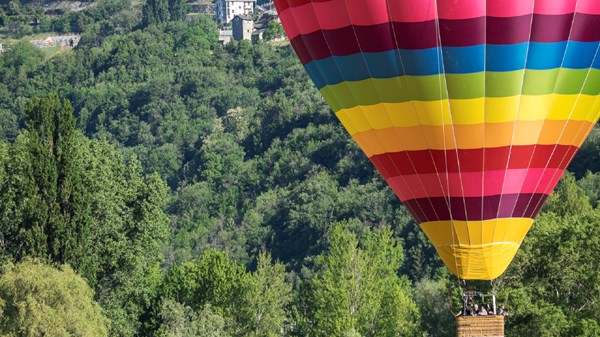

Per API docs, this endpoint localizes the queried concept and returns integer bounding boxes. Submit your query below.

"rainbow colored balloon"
[274,0,600,280]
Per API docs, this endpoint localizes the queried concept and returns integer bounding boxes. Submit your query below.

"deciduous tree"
[301,223,421,337]
[0,259,109,337]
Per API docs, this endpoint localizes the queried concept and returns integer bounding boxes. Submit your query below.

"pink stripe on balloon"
[312,0,352,30]
[576,0,600,15]
[521,168,564,195]
[387,168,564,199]
[436,0,484,19]
[280,0,394,39]
[487,0,534,17]
[346,0,390,26]
[387,0,437,22]
[534,0,577,14]
[278,0,599,25]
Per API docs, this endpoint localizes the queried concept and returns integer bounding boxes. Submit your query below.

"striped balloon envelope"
[273,0,600,280]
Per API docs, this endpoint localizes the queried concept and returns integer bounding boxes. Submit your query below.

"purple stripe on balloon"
[530,13,574,42]
[323,24,396,55]
[403,193,549,222]
[486,15,531,44]
[572,13,600,41]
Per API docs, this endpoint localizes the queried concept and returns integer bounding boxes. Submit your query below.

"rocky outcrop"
[30,34,80,48]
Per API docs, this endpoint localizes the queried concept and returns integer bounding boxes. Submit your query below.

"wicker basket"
[456,315,504,337]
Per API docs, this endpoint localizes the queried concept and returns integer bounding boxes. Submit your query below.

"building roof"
[233,14,253,21]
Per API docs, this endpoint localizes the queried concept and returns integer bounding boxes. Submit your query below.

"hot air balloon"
[273,0,600,281]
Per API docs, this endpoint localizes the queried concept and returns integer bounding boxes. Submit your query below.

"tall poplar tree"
[0,93,87,267]
[142,0,170,26]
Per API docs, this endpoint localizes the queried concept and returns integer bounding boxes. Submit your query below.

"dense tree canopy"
[294,224,421,337]
[0,93,169,336]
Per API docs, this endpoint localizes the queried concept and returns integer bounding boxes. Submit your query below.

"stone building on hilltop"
[232,15,253,41]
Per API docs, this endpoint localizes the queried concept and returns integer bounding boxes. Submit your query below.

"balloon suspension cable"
[457,276,464,293]
[491,279,497,315]
[452,276,464,316]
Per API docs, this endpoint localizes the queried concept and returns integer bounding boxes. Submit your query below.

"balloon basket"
[456,315,504,337]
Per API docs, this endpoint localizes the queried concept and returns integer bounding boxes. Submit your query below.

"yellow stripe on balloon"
[351,120,596,156]
[420,218,533,280]
[336,94,600,134]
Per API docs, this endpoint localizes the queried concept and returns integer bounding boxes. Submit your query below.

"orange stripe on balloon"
[352,120,595,156]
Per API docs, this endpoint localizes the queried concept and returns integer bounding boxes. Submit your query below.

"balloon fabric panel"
[274,0,600,280]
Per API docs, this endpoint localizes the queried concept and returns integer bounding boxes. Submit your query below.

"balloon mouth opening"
[420,218,533,280]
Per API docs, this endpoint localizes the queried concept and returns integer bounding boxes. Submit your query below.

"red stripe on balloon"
[369,144,578,177]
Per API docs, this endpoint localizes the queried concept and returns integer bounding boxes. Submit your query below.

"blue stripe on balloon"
[398,48,444,75]
[304,57,343,89]
[486,43,528,72]
[442,45,484,74]
[305,41,600,89]
[563,41,600,69]
[526,42,568,69]
[594,51,600,68]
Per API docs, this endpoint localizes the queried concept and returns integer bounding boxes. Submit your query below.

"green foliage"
[0,94,169,336]
[142,0,169,27]
[142,0,189,27]
[499,209,600,336]
[0,8,6,27]
[577,171,600,207]
[168,0,189,22]
[0,93,88,265]
[0,259,109,337]
[399,219,444,281]
[162,250,248,317]
[263,21,284,41]
[413,276,457,337]
[157,300,230,337]
[569,128,600,178]
[0,41,43,138]
[575,319,600,337]
[160,250,291,336]
[544,171,593,216]
[298,223,421,337]
[0,0,133,38]
[241,252,292,337]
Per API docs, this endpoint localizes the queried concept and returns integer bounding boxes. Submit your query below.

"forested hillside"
[1,0,600,336]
